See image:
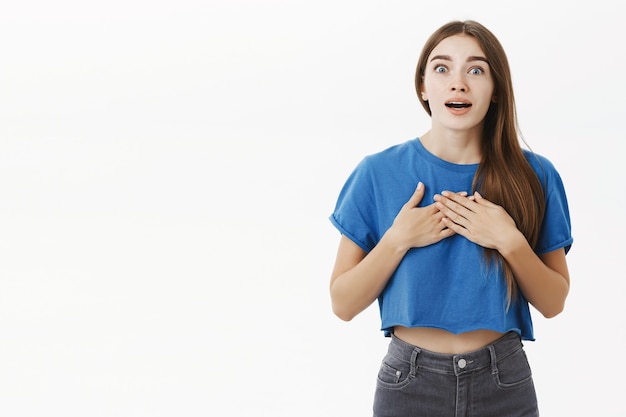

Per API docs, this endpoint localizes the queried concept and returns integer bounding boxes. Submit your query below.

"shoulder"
[338,139,418,193]
[523,149,555,171]
[522,149,563,186]
[360,139,420,169]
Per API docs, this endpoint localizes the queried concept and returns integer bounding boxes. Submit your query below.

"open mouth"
[445,101,472,109]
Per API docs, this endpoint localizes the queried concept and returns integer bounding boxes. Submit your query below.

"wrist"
[498,229,528,258]
[380,227,412,256]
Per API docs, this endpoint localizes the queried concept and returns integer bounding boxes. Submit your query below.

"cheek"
[422,80,442,102]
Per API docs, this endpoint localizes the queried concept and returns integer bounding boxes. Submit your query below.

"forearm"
[330,183,456,321]
[500,232,570,318]
[330,233,408,321]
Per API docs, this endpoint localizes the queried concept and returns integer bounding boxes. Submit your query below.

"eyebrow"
[430,55,489,64]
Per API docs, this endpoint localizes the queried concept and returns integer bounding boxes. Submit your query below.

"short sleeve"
[533,156,573,255]
[329,158,380,252]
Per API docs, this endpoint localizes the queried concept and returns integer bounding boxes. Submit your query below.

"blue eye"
[469,67,484,75]
[435,65,447,73]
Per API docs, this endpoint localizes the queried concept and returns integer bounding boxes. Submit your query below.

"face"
[421,34,495,134]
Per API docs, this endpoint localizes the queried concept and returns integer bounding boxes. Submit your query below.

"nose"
[450,74,468,92]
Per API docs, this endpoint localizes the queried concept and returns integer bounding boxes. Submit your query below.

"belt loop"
[409,347,420,377]
[488,344,498,376]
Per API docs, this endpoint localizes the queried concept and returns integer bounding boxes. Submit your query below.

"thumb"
[405,182,425,208]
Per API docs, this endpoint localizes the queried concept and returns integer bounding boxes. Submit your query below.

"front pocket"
[493,348,533,389]
[376,354,414,389]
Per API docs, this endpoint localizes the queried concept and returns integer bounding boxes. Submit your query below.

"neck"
[420,127,483,164]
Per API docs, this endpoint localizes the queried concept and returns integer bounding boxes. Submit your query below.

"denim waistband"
[388,331,523,377]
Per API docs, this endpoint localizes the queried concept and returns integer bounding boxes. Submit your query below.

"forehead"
[428,34,486,60]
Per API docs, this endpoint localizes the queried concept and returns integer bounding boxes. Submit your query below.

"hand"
[433,190,522,251]
[386,182,458,250]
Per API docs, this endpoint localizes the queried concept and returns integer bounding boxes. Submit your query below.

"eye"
[469,67,484,75]
[434,65,447,73]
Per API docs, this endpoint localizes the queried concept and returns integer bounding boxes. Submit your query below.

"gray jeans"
[373,332,539,417]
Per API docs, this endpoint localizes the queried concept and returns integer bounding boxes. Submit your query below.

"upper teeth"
[447,102,470,108]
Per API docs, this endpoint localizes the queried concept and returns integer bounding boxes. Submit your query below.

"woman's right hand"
[385,182,458,251]
[329,182,463,321]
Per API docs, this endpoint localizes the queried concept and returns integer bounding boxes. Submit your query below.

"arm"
[329,234,406,321]
[330,182,456,321]
[434,191,570,317]
[503,240,569,317]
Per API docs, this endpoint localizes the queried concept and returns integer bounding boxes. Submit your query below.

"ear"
[420,77,428,101]
[491,95,497,103]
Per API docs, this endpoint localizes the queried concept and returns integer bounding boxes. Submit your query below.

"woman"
[328,20,572,417]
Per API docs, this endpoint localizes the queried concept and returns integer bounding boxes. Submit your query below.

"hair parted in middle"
[415,20,546,306]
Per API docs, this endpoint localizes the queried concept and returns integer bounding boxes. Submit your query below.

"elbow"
[542,309,561,319]
[535,283,569,319]
[332,302,357,322]
[330,283,360,321]
[541,301,566,319]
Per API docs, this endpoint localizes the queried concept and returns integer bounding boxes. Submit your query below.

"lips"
[445,101,472,109]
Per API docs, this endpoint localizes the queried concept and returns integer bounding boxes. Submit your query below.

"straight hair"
[415,21,546,306]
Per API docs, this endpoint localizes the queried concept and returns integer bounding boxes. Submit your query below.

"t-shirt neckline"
[410,137,480,173]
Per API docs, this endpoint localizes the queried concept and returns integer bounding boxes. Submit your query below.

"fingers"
[436,191,471,212]
[404,182,425,208]
[438,225,456,239]
[433,191,474,227]
[473,191,491,205]
[440,217,462,234]
[404,184,471,210]
[438,190,482,211]
[471,191,500,208]
[440,190,471,204]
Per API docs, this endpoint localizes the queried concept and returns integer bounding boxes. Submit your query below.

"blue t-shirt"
[330,138,573,341]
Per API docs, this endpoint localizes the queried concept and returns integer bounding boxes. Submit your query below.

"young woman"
[329,20,572,417]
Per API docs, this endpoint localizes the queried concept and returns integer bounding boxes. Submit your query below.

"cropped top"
[329,138,573,341]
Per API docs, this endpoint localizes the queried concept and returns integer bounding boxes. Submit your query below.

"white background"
[1,1,623,416]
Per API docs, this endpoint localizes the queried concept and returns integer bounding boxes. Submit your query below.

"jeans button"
[458,358,467,369]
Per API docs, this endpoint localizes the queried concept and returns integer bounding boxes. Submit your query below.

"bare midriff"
[393,326,506,354]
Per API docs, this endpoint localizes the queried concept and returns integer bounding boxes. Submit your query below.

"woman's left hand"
[433,191,522,251]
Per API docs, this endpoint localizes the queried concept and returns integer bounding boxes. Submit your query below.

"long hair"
[414,21,546,305]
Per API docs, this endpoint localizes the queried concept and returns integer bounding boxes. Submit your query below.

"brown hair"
[415,20,545,305]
